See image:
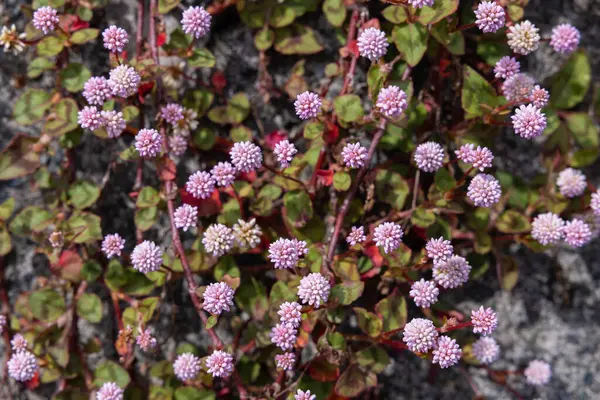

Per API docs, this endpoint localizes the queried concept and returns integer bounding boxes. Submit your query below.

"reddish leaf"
[308,356,340,382]
[363,18,382,30]
[238,170,257,183]
[61,15,89,32]
[156,32,167,47]
[54,250,83,282]
[211,71,227,93]
[157,157,176,181]
[265,130,287,149]
[316,169,333,186]
[412,226,427,241]
[363,244,383,268]
[346,39,359,58]
[439,58,452,78]
[25,371,40,390]
[180,188,222,217]
[324,121,339,144]
[137,82,155,103]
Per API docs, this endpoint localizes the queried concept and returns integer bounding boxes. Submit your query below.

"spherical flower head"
[298,273,330,308]
[269,238,301,269]
[471,146,494,171]
[160,103,184,125]
[409,279,439,308]
[530,85,550,109]
[186,171,216,199]
[270,323,297,350]
[556,168,586,198]
[373,222,404,254]
[472,337,500,365]
[181,6,212,39]
[432,336,462,368]
[205,350,234,378]
[0,25,26,55]
[274,140,297,168]
[493,56,520,79]
[524,360,552,386]
[531,212,565,245]
[433,255,472,289]
[232,218,262,249]
[7,350,37,382]
[210,162,236,187]
[346,226,366,247]
[102,234,125,259]
[475,1,505,33]
[230,141,263,173]
[563,219,592,247]
[97,382,124,400]
[174,204,198,232]
[550,23,580,54]
[203,282,235,315]
[103,26,128,53]
[341,142,368,169]
[402,318,438,353]
[294,389,316,400]
[408,0,435,9]
[173,353,201,381]
[426,237,453,263]
[471,306,498,336]
[591,190,600,216]
[78,106,104,131]
[275,352,296,371]
[293,239,309,256]
[511,104,546,139]
[11,334,28,352]
[203,224,235,258]
[173,108,198,137]
[502,73,535,103]
[376,85,408,118]
[168,135,187,156]
[136,328,157,352]
[131,240,163,273]
[101,111,126,138]
[33,6,59,35]
[278,302,302,328]
[294,91,322,120]
[135,128,163,157]
[414,142,445,172]
[108,65,141,98]
[467,174,502,208]
[507,20,540,55]
[455,143,476,163]
[357,27,389,61]
[49,231,64,248]
[83,77,112,106]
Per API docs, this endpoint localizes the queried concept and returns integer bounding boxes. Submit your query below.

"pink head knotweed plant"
[211,161,237,187]
[206,350,234,378]
[274,140,297,169]
[294,91,322,120]
[403,318,438,353]
[530,85,550,109]
[181,6,212,39]
[524,360,552,386]
[202,282,235,315]
[131,241,163,273]
[78,106,103,131]
[346,226,366,247]
[168,135,188,156]
[414,142,445,172]
[269,238,306,269]
[432,336,462,369]
[11,334,28,352]
[275,352,296,371]
[271,323,297,350]
[409,279,439,308]
[294,390,316,400]
[101,110,126,138]
[357,27,389,61]
[471,306,498,336]
[173,204,198,231]
[186,171,216,199]
[232,218,262,249]
[202,223,235,257]
[101,234,125,259]
[433,255,472,289]
[502,73,535,103]
[298,273,330,308]
[278,301,302,327]
[0,315,6,335]
[507,20,540,55]
[83,76,112,105]
[550,23,581,54]
[32,6,59,35]
[467,174,502,207]
[173,353,201,381]
[7,350,38,382]
[373,222,403,254]
[512,104,547,139]
[426,237,453,263]
[494,56,520,79]
[471,146,494,171]
[556,168,586,198]
[563,219,592,247]
[230,141,263,172]
[108,65,141,98]
[341,142,368,169]
[160,103,184,125]
[102,26,129,53]
[408,0,435,9]
[135,128,163,157]
[472,337,500,365]
[376,85,408,118]
[591,190,600,216]
[474,1,506,33]
[136,328,157,352]
[97,382,124,400]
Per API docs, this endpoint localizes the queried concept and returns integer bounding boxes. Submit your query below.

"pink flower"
[471,146,494,171]
[531,212,565,245]
[556,168,586,198]
[294,91,322,120]
[408,0,435,9]
[494,56,520,79]
[346,226,366,247]
[173,353,201,381]
[136,328,157,351]
[230,141,263,172]
[233,218,262,249]
[0,315,6,335]
[168,135,187,156]
[275,352,296,371]
[102,234,125,258]
[83,77,112,105]
[376,85,408,118]
[271,323,297,350]
[455,143,476,163]
[181,6,212,39]
[403,318,438,353]
[530,85,549,109]
[471,306,498,336]
[563,219,592,247]
[591,190,600,216]
[135,128,163,157]
[474,1,505,33]
[102,26,128,53]
[160,103,184,125]
[268,238,306,269]
[186,171,215,199]
[97,382,124,400]
[409,279,439,308]
[203,282,235,315]
[278,302,302,328]
[294,389,316,400]
[274,140,297,168]
[432,336,462,368]
[11,334,28,352]
[414,142,445,172]
[426,237,453,263]
[298,273,330,308]
[101,111,126,138]
[433,255,471,289]
[206,350,234,378]
[550,23,580,54]
[131,240,163,273]
[357,27,389,61]
[502,73,535,103]
[7,350,37,382]
[33,6,59,35]
[108,65,141,98]
[467,174,502,208]
[211,162,236,187]
[373,222,403,254]
[78,106,104,131]
[202,224,234,257]
[512,104,546,139]
[174,204,198,231]
[472,337,500,365]
[507,20,540,55]
[341,142,368,169]
[524,360,552,386]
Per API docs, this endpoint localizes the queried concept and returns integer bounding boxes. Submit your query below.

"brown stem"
[452,22,476,33]
[136,0,145,58]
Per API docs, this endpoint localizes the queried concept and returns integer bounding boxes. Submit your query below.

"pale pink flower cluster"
[432,336,462,369]
[294,91,322,120]
[268,238,308,269]
[97,382,124,400]
[455,144,493,171]
[298,273,330,308]
[173,353,201,381]
[471,306,498,336]
[373,222,403,254]
[33,6,59,35]
[403,318,438,353]
[230,141,263,172]
[181,6,212,39]
[357,27,389,61]
[131,240,163,273]
[274,140,297,168]
[205,350,234,378]
[346,226,366,246]
[202,282,235,315]
[186,171,215,199]
[524,360,552,386]
[414,142,445,172]
[203,224,235,257]
[507,20,540,55]
[433,255,471,289]
[341,142,368,169]
[409,279,439,308]
[467,174,502,208]
[173,204,198,231]
[102,26,128,53]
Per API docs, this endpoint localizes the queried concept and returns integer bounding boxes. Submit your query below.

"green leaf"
[375,293,407,333]
[104,259,155,296]
[330,281,364,306]
[206,315,217,329]
[76,293,103,323]
[0,135,41,180]
[122,105,140,122]
[498,256,519,291]
[230,125,253,142]
[70,28,99,44]
[304,122,324,139]
[43,98,79,137]
[188,48,216,68]
[67,212,102,243]
[434,167,456,192]
[183,89,214,117]
[323,0,347,27]
[477,40,510,66]
[549,51,591,109]
[382,6,408,24]
[60,63,91,92]
[274,24,324,55]
[158,0,180,14]
[81,260,103,282]
[194,127,216,150]
[411,207,436,228]
[335,364,376,397]
[123,297,159,326]
[430,19,464,55]
[174,387,216,400]
[9,206,52,237]
[27,57,54,78]
[30,288,66,322]
[93,360,130,388]
[0,198,15,220]
[571,148,599,167]
[270,4,296,28]
[135,207,158,232]
[326,331,346,350]
[353,307,382,337]
[565,113,598,149]
[254,27,274,51]
[356,346,390,374]
[333,171,351,191]
[13,88,52,125]
[208,93,250,125]
[37,36,64,57]
[234,278,268,320]
[462,65,500,118]
[392,23,429,67]
[283,190,313,228]
[137,186,160,208]
[334,95,364,123]
[375,170,410,210]
[416,0,459,25]
[77,6,93,21]
[496,210,531,233]
[68,180,100,209]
